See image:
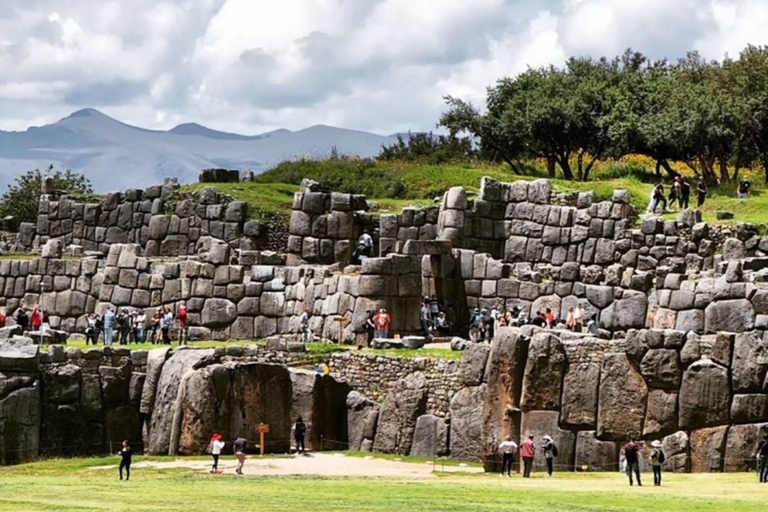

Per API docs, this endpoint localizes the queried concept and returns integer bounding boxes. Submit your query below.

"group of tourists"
[86,302,188,346]
[647,175,707,214]
[497,434,558,478]
[420,296,450,338]
[467,302,599,343]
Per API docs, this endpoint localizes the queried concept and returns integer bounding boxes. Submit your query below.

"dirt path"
[124,453,481,478]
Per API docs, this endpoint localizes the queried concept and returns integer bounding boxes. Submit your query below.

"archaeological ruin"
[1,175,767,472]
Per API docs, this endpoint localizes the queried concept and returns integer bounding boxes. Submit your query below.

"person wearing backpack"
[293,417,307,456]
[650,440,665,486]
[623,438,642,486]
[543,435,558,477]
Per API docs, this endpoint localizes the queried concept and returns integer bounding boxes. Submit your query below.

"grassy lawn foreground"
[0,456,765,512]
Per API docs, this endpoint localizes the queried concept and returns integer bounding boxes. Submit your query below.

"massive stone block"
[731,394,768,424]
[289,369,350,451]
[201,299,237,327]
[724,422,768,472]
[731,332,768,393]
[520,332,566,411]
[139,347,170,415]
[520,410,576,471]
[704,299,755,334]
[346,391,379,451]
[0,379,40,465]
[597,354,647,440]
[643,389,678,437]
[410,414,449,457]
[678,360,730,430]
[481,328,528,471]
[574,430,619,472]
[373,372,428,454]
[560,362,600,429]
[460,343,490,386]
[639,349,681,390]
[600,290,647,331]
[450,384,486,462]
[690,426,728,472]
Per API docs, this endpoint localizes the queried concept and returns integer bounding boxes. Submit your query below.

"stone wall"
[379,206,439,257]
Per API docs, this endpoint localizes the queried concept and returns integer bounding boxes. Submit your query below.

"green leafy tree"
[0,166,93,224]
[378,132,476,164]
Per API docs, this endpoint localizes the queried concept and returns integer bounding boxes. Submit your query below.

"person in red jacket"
[177,301,188,345]
[0,308,6,328]
[30,306,42,330]
[373,308,391,339]
[520,435,535,478]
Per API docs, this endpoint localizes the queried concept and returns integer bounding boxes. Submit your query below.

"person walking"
[117,440,132,481]
[755,434,768,483]
[234,436,248,475]
[177,301,188,345]
[207,433,225,473]
[542,435,558,477]
[650,440,665,486]
[574,303,585,332]
[117,309,131,345]
[373,308,391,339]
[293,417,307,456]
[565,307,575,330]
[651,181,667,214]
[103,308,116,346]
[520,435,535,478]
[680,176,691,209]
[668,177,681,210]
[697,177,707,208]
[623,438,642,486]
[469,308,482,342]
[498,436,518,477]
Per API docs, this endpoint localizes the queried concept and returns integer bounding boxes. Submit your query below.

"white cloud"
[0,0,767,134]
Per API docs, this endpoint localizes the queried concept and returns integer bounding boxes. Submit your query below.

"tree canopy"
[439,45,768,183]
[0,167,93,225]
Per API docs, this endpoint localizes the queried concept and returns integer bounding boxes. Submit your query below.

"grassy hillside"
[178,157,768,224]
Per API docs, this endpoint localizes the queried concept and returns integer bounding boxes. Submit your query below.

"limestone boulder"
[520,332,566,411]
[690,426,728,472]
[176,364,232,454]
[346,391,379,451]
[521,410,576,471]
[373,372,428,454]
[0,337,40,372]
[574,430,619,472]
[449,384,486,462]
[98,365,131,408]
[410,414,449,457]
[42,364,81,404]
[731,394,768,423]
[678,360,730,430]
[597,354,647,440]
[560,362,600,429]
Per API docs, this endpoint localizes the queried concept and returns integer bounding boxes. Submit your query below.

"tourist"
[469,308,483,342]
[565,307,575,330]
[117,309,131,345]
[117,440,132,481]
[151,308,162,343]
[365,310,376,348]
[233,436,248,475]
[315,362,330,375]
[651,181,667,214]
[668,176,681,210]
[480,309,492,341]
[429,295,440,319]
[30,305,42,332]
[373,308,391,339]
[574,303,584,332]
[161,307,173,345]
[85,313,99,346]
[103,308,116,346]
[504,310,514,327]
[697,177,707,208]
[498,436,518,477]
[738,177,751,199]
[435,312,450,336]
[490,304,501,334]
[586,314,600,336]
[420,300,432,338]
[544,308,554,329]
[520,435,535,478]
[299,308,312,343]
[623,438,642,486]
[650,440,665,486]
[177,301,188,345]
[15,307,29,331]
[356,229,373,262]
[531,311,547,328]
[755,434,768,483]
[542,435,557,477]
[293,417,307,456]
[680,176,691,209]
[0,308,5,328]
[134,310,146,343]
[207,433,225,473]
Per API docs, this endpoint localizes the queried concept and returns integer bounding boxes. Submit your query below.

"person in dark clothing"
[234,437,248,475]
[420,300,432,338]
[680,176,691,209]
[756,434,768,483]
[531,311,547,328]
[118,440,132,481]
[623,438,642,486]
[697,177,707,208]
[498,436,518,477]
[651,182,667,214]
[364,310,376,349]
[293,417,307,456]
[15,308,29,331]
[738,177,751,199]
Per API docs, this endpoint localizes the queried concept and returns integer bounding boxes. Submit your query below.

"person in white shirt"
[498,436,518,477]
[574,303,584,332]
[208,433,226,473]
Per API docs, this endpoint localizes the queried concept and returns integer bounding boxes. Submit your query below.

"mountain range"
[0,109,403,192]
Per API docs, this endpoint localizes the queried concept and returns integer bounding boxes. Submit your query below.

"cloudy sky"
[2,0,768,135]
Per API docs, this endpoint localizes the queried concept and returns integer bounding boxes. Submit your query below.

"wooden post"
[257,422,270,456]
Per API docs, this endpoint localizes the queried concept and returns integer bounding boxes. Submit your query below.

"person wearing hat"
[542,435,558,477]
[520,435,535,478]
[207,433,226,474]
[650,440,665,486]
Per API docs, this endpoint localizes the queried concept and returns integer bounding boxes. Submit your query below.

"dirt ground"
[126,453,482,478]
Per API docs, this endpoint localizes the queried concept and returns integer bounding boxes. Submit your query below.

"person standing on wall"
[520,435,535,478]
[498,436,518,478]
[177,301,188,345]
[542,435,558,477]
[697,177,707,208]
[650,440,665,486]
[623,438,642,486]
[373,308,391,339]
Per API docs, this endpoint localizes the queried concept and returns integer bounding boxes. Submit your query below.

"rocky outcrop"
[410,414,449,457]
[346,391,379,451]
[373,372,428,454]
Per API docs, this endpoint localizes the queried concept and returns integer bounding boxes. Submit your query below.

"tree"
[0,166,93,225]
[377,132,476,163]
[729,45,768,183]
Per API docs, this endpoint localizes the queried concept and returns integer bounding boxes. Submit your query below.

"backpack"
[294,421,306,436]
[551,443,559,457]
[657,449,665,464]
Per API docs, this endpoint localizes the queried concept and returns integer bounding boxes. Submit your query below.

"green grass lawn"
[0,456,765,512]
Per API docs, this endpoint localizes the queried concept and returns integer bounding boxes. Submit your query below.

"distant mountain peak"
[168,122,259,141]
[63,108,110,120]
